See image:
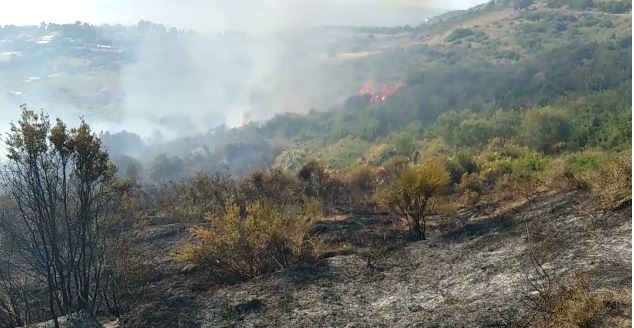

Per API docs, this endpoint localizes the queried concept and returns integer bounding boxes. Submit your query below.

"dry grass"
[586,151,631,210]
[538,274,632,328]
[547,167,590,192]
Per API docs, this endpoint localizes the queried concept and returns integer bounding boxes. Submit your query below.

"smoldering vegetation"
[0,17,443,175]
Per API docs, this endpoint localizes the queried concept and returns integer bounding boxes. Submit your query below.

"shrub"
[173,201,320,279]
[586,151,631,209]
[458,172,484,194]
[240,168,302,210]
[297,159,343,209]
[365,143,397,165]
[447,151,479,184]
[461,189,481,206]
[530,273,632,328]
[344,165,383,209]
[477,138,527,185]
[317,137,370,170]
[520,107,571,153]
[491,176,516,202]
[511,150,550,178]
[546,163,589,192]
[597,0,631,13]
[545,150,607,192]
[418,137,454,159]
[138,173,237,224]
[510,151,551,200]
[379,158,450,240]
[564,149,605,173]
[390,131,416,157]
[445,28,475,42]
[458,172,485,205]
[382,155,410,179]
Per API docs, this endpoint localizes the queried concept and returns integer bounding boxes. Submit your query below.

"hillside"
[122,191,631,327]
[96,0,631,178]
[0,0,631,327]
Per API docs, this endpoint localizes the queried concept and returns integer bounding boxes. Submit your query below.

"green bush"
[520,107,571,153]
[564,149,606,173]
[511,150,551,179]
[545,158,587,192]
[597,0,631,13]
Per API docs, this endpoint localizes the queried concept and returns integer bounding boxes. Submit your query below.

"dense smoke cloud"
[0,0,486,170]
[0,0,488,136]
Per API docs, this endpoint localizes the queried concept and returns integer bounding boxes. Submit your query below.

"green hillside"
[174,0,631,176]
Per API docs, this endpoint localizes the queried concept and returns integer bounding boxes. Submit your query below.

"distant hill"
[0,0,631,175]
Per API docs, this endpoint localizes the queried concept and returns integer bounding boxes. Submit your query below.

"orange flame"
[358,80,406,105]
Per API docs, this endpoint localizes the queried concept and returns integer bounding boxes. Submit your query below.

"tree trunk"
[410,217,425,241]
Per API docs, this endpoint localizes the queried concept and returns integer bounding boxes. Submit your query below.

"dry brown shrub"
[297,159,344,210]
[173,201,320,279]
[547,166,589,192]
[344,165,383,209]
[488,176,515,202]
[460,189,481,206]
[538,274,632,328]
[515,175,544,201]
[586,151,631,210]
[457,172,484,206]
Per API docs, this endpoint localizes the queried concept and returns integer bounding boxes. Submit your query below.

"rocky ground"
[120,191,631,327]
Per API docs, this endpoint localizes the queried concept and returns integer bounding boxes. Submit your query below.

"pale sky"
[0,0,486,32]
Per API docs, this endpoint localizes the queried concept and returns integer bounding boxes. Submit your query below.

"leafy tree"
[520,107,571,153]
[391,131,416,157]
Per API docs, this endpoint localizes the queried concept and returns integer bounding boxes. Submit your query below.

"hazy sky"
[0,0,486,32]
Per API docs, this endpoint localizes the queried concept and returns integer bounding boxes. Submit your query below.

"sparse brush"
[539,274,632,328]
[545,149,609,192]
[585,151,631,210]
[515,175,545,201]
[457,172,484,206]
[460,189,481,206]
[430,196,458,217]
[344,165,383,209]
[546,166,589,192]
[173,201,320,279]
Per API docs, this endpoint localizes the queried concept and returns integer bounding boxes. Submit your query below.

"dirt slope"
[122,191,630,327]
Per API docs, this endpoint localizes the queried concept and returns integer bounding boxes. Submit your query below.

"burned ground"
[119,191,631,327]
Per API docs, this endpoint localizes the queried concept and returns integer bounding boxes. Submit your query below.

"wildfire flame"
[358,80,406,105]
